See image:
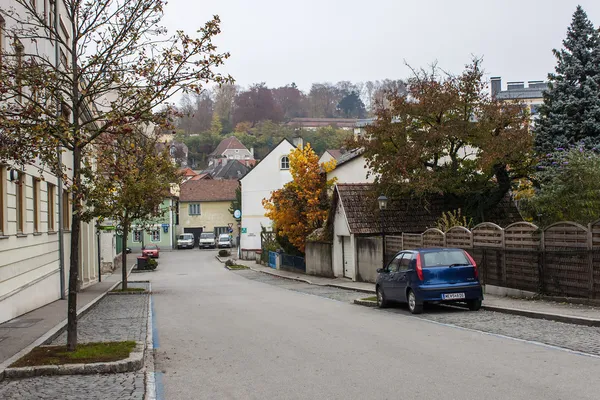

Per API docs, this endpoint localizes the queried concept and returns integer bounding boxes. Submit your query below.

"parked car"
[217,234,232,248]
[142,244,160,258]
[177,233,195,249]
[375,248,482,314]
[199,232,217,249]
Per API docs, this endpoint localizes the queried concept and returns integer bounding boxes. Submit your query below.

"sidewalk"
[239,261,600,327]
[0,263,131,366]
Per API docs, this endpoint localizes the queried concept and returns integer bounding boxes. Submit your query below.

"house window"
[47,183,55,232]
[245,155,249,159]
[33,178,40,232]
[0,165,5,235]
[133,230,142,243]
[189,203,201,215]
[280,156,290,170]
[15,39,24,103]
[150,229,160,242]
[0,16,5,68]
[62,189,70,230]
[235,154,240,160]
[15,172,24,233]
[30,0,37,11]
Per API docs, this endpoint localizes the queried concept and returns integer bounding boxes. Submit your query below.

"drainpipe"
[54,0,65,299]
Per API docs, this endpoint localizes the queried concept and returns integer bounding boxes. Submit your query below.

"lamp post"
[378,194,389,267]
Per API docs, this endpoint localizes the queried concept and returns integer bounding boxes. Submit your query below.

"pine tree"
[535,6,600,154]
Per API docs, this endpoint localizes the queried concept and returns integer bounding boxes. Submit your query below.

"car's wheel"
[376,286,388,308]
[407,290,423,314]
[467,298,482,311]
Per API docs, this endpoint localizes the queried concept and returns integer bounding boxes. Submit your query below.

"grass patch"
[111,287,146,293]
[227,265,249,270]
[360,296,377,302]
[11,341,137,367]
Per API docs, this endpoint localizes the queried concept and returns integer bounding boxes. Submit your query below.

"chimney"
[507,81,525,90]
[292,136,304,149]
[490,77,501,99]
[250,147,254,157]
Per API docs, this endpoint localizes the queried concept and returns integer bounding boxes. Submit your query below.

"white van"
[177,233,195,249]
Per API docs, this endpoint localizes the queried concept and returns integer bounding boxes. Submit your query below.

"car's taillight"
[464,250,478,278]
[416,253,424,281]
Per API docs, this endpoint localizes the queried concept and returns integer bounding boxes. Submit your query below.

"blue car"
[375,248,483,314]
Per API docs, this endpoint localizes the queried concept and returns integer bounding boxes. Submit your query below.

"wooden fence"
[385,220,600,299]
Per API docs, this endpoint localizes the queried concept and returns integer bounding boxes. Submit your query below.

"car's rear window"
[422,250,470,268]
[179,234,193,240]
[201,233,214,239]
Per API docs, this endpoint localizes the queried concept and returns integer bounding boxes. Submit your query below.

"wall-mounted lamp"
[9,169,19,182]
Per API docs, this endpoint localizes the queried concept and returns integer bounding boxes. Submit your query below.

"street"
[146,250,600,400]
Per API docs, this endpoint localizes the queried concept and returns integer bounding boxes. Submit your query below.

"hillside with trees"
[173,80,405,168]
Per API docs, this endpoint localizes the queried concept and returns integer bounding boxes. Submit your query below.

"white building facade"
[0,0,100,324]
[239,139,295,254]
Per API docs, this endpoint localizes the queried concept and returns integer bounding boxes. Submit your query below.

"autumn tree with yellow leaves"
[263,144,336,253]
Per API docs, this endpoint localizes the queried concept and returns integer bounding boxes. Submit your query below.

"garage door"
[342,236,355,279]
[183,227,203,247]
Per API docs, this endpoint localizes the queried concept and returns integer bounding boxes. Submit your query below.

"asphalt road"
[147,249,600,400]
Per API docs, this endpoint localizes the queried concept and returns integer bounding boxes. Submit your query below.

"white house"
[0,0,102,324]
[327,149,376,184]
[239,138,297,256]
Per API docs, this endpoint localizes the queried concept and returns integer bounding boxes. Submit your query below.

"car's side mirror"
[376,268,385,273]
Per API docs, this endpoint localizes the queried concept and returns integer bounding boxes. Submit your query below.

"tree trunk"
[121,228,129,290]
[66,146,82,351]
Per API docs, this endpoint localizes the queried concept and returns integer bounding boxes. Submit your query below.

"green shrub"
[218,249,230,257]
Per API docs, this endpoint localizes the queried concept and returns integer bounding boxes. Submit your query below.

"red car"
[142,244,160,258]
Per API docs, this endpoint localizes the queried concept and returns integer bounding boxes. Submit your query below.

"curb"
[249,266,376,293]
[144,282,156,400]
[2,343,144,378]
[0,265,136,382]
[481,305,600,327]
[353,299,378,307]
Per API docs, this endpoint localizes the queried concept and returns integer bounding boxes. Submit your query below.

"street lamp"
[378,194,388,267]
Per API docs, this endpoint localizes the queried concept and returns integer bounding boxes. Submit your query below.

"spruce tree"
[535,6,600,154]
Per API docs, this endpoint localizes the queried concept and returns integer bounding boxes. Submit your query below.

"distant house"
[210,159,250,180]
[180,167,198,183]
[127,197,179,252]
[157,141,189,167]
[209,136,256,168]
[491,77,548,120]
[179,180,239,244]
[287,118,357,131]
[318,149,344,164]
[240,138,299,256]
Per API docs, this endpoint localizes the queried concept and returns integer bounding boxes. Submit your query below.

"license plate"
[442,293,465,300]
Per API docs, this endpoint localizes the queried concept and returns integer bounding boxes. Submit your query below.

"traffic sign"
[234,209,241,219]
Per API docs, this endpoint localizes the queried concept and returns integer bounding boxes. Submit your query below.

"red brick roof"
[210,136,249,156]
[180,180,239,202]
[180,167,197,177]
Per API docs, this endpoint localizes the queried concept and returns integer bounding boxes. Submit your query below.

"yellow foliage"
[263,143,336,252]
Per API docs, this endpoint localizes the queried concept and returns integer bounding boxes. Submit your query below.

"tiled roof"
[332,183,522,235]
[180,167,197,177]
[210,136,249,156]
[212,160,250,180]
[325,149,343,160]
[180,180,239,202]
[336,148,364,167]
[190,173,212,180]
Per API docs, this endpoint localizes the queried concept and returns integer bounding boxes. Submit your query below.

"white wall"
[331,194,351,278]
[328,156,376,184]
[319,152,335,165]
[240,140,295,250]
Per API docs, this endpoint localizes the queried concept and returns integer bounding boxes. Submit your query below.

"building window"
[150,229,160,242]
[280,156,290,170]
[245,155,249,159]
[235,154,240,160]
[47,183,55,232]
[0,16,5,68]
[43,0,48,23]
[133,230,142,243]
[189,203,201,215]
[15,39,24,103]
[16,172,24,233]
[0,165,5,235]
[62,189,70,230]
[33,178,40,232]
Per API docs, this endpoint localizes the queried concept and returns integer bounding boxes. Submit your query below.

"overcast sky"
[162,0,600,92]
